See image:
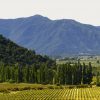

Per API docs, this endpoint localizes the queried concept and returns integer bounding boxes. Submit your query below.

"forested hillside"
[0,35,55,66]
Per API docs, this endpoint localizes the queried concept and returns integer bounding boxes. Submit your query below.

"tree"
[87,62,93,84]
[96,72,100,86]
[82,63,87,84]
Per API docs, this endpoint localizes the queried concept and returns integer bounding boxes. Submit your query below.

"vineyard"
[0,87,100,100]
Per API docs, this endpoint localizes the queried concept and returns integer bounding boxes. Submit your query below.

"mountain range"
[0,15,100,57]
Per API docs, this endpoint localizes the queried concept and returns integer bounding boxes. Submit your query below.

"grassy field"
[56,57,100,75]
[0,83,99,100]
[56,59,100,67]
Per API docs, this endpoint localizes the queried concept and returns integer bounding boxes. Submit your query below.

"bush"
[68,85,75,89]
[59,85,63,89]
[96,82,100,86]
[91,81,96,85]
[0,89,10,94]
[22,87,31,90]
[54,86,60,89]
[8,79,15,83]
[56,83,60,86]
[75,84,92,88]
[10,87,19,91]
[48,86,54,89]
[37,87,44,90]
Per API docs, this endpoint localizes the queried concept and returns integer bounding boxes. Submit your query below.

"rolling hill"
[0,15,100,57]
[0,35,54,66]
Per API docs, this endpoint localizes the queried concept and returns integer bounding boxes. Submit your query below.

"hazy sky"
[0,0,100,25]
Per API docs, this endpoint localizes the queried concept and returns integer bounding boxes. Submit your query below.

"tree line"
[0,61,93,85]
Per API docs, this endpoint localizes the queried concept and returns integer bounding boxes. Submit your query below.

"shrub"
[48,86,54,89]
[37,87,44,90]
[56,83,60,86]
[10,87,19,91]
[0,89,10,94]
[22,87,31,90]
[9,79,15,83]
[96,82,100,86]
[59,86,63,89]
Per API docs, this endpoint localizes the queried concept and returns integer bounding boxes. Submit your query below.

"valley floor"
[0,83,99,100]
[0,87,100,100]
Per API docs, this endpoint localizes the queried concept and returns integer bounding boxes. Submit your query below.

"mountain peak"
[29,14,50,21]
[32,14,44,18]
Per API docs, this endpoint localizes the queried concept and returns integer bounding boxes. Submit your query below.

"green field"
[0,83,99,100]
[56,59,100,67]
[56,56,100,75]
[56,56,100,67]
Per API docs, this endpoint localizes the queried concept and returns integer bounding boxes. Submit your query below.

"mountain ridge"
[0,15,100,57]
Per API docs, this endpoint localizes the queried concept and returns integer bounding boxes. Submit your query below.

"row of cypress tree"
[0,62,93,85]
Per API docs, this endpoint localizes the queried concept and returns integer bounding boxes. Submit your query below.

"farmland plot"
[0,87,100,100]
